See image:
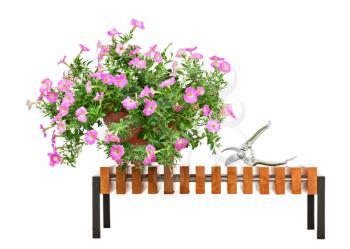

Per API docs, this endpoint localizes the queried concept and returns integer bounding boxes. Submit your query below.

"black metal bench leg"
[92,176,101,238]
[103,194,111,228]
[317,176,325,239]
[307,195,314,230]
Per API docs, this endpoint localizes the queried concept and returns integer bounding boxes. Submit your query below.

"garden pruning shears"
[222,121,296,166]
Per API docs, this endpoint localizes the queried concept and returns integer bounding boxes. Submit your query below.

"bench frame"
[92,170,325,239]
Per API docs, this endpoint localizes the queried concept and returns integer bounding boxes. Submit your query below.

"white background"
[1,0,350,248]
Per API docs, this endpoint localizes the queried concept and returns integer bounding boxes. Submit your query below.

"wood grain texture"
[100,167,112,194]
[116,166,126,194]
[307,167,317,195]
[164,167,174,194]
[275,167,285,195]
[243,167,253,194]
[227,166,237,194]
[180,166,190,194]
[148,167,158,194]
[132,165,143,194]
[195,166,205,194]
[291,167,302,194]
[211,166,221,194]
[259,167,269,194]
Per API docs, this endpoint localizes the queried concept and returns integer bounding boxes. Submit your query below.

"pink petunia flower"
[115,43,126,55]
[129,46,141,56]
[57,121,66,134]
[183,87,198,104]
[144,44,157,57]
[104,133,121,144]
[173,104,183,112]
[174,137,189,152]
[86,81,92,94]
[40,78,53,95]
[114,73,128,88]
[96,63,103,72]
[93,92,104,101]
[75,106,88,123]
[107,28,121,37]
[146,144,156,154]
[85,130,98,145]
[57,79,74,92]
[45,91,58,103]
[131,19,145,30]
[206,120,221,133]
[143,99,157,116]
[196,86,205,96]
[210,55,225,61]
[58,104,69,117]
[79,44,90,52]
[221,104,236,119]
[40,124,48,137]
[191,53,203,59]
[128,57,146,69]
[143,153,156,165]
[122,96,138,110]
[110,144,125,161]
[218,61,231,73]
[175,48,186,58]
[100,72,116,85]
[171,61,178,77]
[48,151,61,167]
[184,46,198,54]
[62,91,75,106]
[202,104,212,116]
[159,77,176,88]
[97,46,110,62]
[153,51,163,63]
[139,86,154,98]
[57,55,67,66]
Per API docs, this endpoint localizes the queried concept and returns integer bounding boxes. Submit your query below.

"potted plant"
[27,19,236,169]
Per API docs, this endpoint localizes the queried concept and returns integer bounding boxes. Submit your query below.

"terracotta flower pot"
[103,111,147,146]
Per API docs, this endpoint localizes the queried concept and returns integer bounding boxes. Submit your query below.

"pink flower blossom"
[129,46,141,56]
[140,86,154,98]
[143,153,156,165]
[48,151,61,167]
[175,48,186,58]
[218,61,231,73]
[57,79,74,92]
[196,86,205,96]
[57,55,67,66]
[51,131,56,147]
[40,78,52,95]
[191,53,203,59]
[96,40,102,51]
[122,96,138,110]
[202,104,212,116]
[206,119,221,133]
[115,43,126,55]
[97,46,110,62]
[144,44,157,57]
[153,51,163,63]
[40,124,47,137]
[101,72,116,85]
[173,104,183,112]
[45,91,58,103]
[114,73,128,88]
[110,144,125,161]
[159,77,175,88]
[104,133,120,144]
[93,92,104,101]
[79,44,90,52]
[131,19,145,30]
[85,130,98,145]
[57,121,66,134]
[62,91,75,106]
[183,87,198,104]
[171,61,178,77]
[128,57,146,69]
[210,55,224,61]
[221,104,236,119]
[96,63,103,72]
[143,99,157,116]
[86,81,92,94]
[107,28,121,37]
[174,137,189,152]
[184,46,197,54]
[76,106,88,123]
[146,144,156,154]
[58,104,69,117]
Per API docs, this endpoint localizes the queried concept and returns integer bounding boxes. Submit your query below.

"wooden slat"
[275,167,285,195]
[227,166,237,194]
[195,166,205,194]
[259,167,269,194]
[212,166,221,194]
[132,164,143,194]
[116,166,126,194]
[291,167,302,194]
[100,166,112,194]
[148,167,158,194]
[164,167,174,194]
[243,167,253,194]
[180,166,189,194]
[307,167,317,195]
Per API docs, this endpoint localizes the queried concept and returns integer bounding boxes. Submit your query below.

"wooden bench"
[92,165,325,239]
